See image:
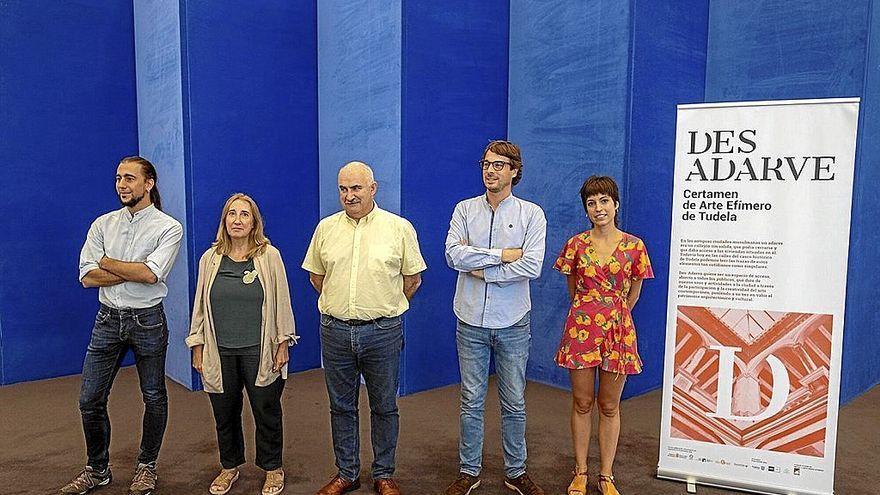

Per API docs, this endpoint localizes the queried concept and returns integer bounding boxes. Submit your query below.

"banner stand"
[657,468,834,495]
[657,98,860,495]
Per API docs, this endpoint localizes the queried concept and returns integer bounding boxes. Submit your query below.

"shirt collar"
[482,192,515,210]
[123,203,156,223]
[344,202,380,225]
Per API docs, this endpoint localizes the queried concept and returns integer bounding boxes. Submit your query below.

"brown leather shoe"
[317,474,361,495]
[373,478,401,495]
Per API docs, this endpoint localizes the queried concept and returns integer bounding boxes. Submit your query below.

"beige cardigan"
[186,245,298,393]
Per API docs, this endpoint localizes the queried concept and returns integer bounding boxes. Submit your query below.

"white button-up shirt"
[79,204,183,309]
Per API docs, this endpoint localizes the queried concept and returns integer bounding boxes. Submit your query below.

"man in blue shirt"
[63,156,183,495]
[443,141,547,495]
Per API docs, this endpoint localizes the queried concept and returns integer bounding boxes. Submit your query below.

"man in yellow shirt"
[303,161,426,495]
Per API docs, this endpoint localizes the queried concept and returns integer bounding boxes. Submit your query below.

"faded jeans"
[457,312,531,479]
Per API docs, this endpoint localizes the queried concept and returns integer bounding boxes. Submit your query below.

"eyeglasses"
[478,160,511,171]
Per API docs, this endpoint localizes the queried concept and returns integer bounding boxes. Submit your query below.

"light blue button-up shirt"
[445,194,546,329]
[79,204,183,309]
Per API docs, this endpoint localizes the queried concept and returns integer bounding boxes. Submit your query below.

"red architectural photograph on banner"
[671,306,832,457]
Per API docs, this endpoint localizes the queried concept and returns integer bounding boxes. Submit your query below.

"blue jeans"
[79,304,169,471]
[457,313,531,479]
[320,314,403,481]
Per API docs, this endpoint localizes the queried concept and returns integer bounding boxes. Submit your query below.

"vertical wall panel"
[0,319,4,384]
[704,0,874,403]
[706,1,868,102]
[182,0,320,373]
[400,0,510,394]
[133,0,193,388]
[508,0,632,390]
[3,0,876,409]
[842,0,880,401]
[317,0,402,217]
[623,0,709,397]
[0,1,138,384]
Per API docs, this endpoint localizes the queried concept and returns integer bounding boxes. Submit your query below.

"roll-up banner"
[657,98,860,495]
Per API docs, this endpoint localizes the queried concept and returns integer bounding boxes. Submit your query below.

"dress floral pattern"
[553,231,653,374]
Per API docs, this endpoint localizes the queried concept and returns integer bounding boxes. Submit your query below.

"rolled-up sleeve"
[401,220,427,276]
[186,250,212,348]
[144,222,183,283]
[270,248,298,345]
[301,223,326,275]
[79,220,103,281]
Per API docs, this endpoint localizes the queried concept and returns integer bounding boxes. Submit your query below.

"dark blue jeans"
[320,314,403,481]
[79,303,169,471]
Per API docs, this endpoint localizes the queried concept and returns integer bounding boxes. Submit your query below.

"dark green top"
[210,255,264,349]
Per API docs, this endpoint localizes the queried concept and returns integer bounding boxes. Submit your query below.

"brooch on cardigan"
[243,270,259,284]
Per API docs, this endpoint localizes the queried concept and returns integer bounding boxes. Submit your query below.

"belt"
[324,314,391,326]
[100,302,163,315]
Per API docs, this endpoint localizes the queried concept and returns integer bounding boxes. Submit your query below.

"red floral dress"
[553,231,653,374]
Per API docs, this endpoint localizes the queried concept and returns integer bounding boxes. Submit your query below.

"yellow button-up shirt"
[302,205,427,320]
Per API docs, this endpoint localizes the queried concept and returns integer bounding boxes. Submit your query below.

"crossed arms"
[444,202,546,283]
[79,221,183,288]
[81,257,158,287]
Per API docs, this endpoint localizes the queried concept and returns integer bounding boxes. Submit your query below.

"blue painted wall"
[2,0,877,407]
[705,1,868,102]
[133,0,193,388]
[0,318,4,384]
[508,1,634,393]
[623,1,709,397]
[704,0,876,403]
[0,1,138,384]
[508,0,711,400]
[181,0,320,373]
[317,0,402,217]
[400,0,510,394]
[316,0,510,394]
[845,0,880,403]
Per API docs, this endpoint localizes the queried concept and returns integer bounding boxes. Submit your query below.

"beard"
[119,191,146,207]
[484,178,508,193]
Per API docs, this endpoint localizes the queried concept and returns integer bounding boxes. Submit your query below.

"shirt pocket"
[367,240,401,273]
[491,218,525,249]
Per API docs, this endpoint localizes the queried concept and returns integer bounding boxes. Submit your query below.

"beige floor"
[0,367,876,495]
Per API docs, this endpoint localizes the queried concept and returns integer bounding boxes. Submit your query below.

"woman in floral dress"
[554,176,653,495]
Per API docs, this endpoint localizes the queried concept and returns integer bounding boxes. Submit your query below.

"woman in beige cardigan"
[187,193,297,495]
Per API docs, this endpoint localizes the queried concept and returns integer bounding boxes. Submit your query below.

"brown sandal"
[567,469,589,495]
[597,474,621,495]
[209,468,240,495]
[262,468,285,495]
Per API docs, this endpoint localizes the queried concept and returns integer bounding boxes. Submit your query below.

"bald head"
[338,161,377,220]
[339,161,375,185]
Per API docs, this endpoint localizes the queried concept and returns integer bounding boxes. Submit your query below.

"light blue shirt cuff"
[483,264,501,283]
[488,248,503,264]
